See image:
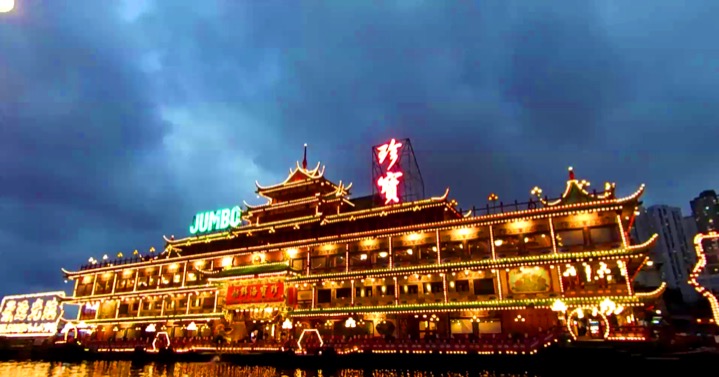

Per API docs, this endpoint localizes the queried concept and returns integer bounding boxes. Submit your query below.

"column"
[489,226,497,260]
[549,217,558,254]
[111,274,118,295]
[91,274,98,296]
[345,244,350,273]
[306,248,311,275]
[351,280,356,306]
[393,276,399,305]
[185,293,192,315]
[442,274,448,303]
[156,265,163,289]
[181,261,188,287]
[388,236,394,269]
[133,270,139,292]
[435,230,442,264]
[72,279,79,298]
[311,286,316,309]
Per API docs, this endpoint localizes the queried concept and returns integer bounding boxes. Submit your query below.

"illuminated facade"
[59,140,665,353]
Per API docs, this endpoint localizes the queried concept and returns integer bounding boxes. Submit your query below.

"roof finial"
[302,143,308,170]
[568,166,575,180]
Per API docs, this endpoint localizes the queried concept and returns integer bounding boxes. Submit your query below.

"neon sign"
[0,292,64,337]
[189,206,242,235]
[376,138,404,204]
[377,138,403,170]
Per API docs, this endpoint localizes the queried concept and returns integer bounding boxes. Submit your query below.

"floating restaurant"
[1,138,677,356]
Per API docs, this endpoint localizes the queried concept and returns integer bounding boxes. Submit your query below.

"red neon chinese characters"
[376,139,403,170]
[378,171,403,204]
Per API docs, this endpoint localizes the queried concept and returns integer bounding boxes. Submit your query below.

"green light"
[189,206,242,235]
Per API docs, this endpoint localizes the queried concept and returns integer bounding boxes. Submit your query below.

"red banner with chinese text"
[225,282,284,305]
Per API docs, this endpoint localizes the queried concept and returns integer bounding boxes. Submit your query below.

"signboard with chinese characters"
[190,205,243,235]
[225,282,284,305]
[376,138,404,204]
[0,291,65,337]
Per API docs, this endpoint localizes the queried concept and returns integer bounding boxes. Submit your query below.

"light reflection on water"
[0,361,535,377]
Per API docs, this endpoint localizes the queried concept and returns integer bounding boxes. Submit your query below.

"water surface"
[0,361,537,377]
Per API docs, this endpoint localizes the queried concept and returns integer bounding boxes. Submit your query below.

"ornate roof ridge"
[530,167,644,207]
[255,161,326,191]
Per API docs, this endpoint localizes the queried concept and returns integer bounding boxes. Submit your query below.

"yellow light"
[494,239,503,247]
[0,0,14,13]
[286,248,298,258]
[221,257,233,268]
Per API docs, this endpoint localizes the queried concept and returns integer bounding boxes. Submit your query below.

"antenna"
[302,143,308,169]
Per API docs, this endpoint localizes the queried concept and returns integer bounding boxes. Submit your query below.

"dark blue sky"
[0,0,718,297]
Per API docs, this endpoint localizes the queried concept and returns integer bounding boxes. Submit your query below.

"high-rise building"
[690,190,719,293]
[633,205,698,303]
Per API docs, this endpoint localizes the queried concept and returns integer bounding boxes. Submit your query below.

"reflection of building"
[59,146,663,354]
[690,191,719,293]
[632,206,698,303]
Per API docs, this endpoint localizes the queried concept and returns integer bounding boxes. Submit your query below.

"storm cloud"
[0,0,717,296]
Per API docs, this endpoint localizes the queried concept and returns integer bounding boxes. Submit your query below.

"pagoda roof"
[255,161,336,193]
[531,167,644,208]
[244,181,353,212]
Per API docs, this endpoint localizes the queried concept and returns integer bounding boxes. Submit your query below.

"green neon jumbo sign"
[189,206,243,235]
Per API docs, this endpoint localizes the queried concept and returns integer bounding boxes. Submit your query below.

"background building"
[632,205,698,303]
[690,190,719,293]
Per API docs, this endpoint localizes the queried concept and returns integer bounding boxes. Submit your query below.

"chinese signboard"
[225,282,284,305]
[0,292,64,337]
[190,205,243,235]
[376,138,403,204]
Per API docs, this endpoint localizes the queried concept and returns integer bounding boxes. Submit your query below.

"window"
[372,250,390,268]
[589,226,621,246]
[522,232,553,252]
[378,285,395,297]
[310,257,327,271]
[473,278,495,295]
[441,241,466,262]
[401,285,419,295]
[429,282,444,294]
[317,289,332,303]
[394,248,417,267]
[493,235,521,257]
[336,288,351,299]
[355,286,373,298]
[556,230,585,250]
[454,280,470,292]
[291,258,306,272]
[329,254,347,271]
[468,239,491,259]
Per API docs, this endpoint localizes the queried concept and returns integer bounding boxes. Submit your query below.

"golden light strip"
[65,203,636,278]
[288,236,657,283]
[688,232,719,326]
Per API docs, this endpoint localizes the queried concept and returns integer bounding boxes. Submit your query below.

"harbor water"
[0,360,539,377]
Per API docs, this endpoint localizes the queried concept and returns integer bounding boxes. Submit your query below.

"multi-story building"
[632,206,698,303]
[690,191,719,293]
[57,142,664,354]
